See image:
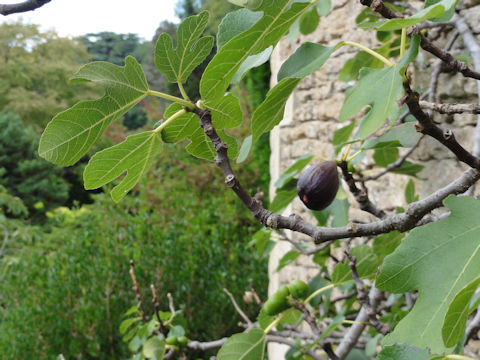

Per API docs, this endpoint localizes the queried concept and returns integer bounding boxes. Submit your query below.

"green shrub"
[0,144,267,359]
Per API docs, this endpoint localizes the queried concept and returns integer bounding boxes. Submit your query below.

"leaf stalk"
[177,81,191,101]
[148,90,195,109]
[400,27,407,58]
[340,41,393,67]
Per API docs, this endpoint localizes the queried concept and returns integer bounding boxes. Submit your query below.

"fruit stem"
[264,312,286,334]
[345,149,363,162]
[303,284,334,305]
[342,143,353,161]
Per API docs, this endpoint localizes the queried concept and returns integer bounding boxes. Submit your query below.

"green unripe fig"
[165,335,178,345]
[297,161,339,211]
[263,285,290,316]
[277,285,290,299]
[177,336,188,348]
[288,280,310,299]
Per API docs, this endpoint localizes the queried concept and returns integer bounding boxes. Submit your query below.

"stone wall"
[268,1,480,358]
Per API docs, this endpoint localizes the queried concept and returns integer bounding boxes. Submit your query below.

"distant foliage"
[0,22,97,127]
[0,112,69,214]
[82,32,151,130]
[0,145,267,359]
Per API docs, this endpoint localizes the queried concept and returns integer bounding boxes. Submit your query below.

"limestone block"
[417,159,468,196]
[289,138,335,159]
[460,5,480,34]
[453,113,479,127]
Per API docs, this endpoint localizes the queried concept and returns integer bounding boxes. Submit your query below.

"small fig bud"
[297,161,339,211]
[243,291,253,304]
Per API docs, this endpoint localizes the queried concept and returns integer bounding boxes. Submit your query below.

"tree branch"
[129,260,149,322]
[403,81,480,169]
[335,287,384,360]
[339,161,386,219]
[359,1,480,80]
[0,0,50,15]
[419,101,480,115]
[345,249,390,335]
[359,0,403,19]
[196,107,480,245]
[223,288,252,326]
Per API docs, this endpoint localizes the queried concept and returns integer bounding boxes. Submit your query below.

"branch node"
[266,214,279,229]
[415,123,424,132]
[216,141,228,152]
[225,174,235,187]
[347,222,359,234]
[204,123,214,135]
[443,128,453,140]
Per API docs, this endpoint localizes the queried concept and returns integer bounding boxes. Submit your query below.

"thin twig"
[427,30,460,118]
[359,0,403,18]
[404,81,480,169]
[290,298,321,337]
[129,260,149,322]
[248,278,263,307]
[167,293,176,314]
[223,288,252,326]
[359,0,480,80]
[416,30,480,81]
[420,101,480,115]
[360,136,424,182]
[345,250,390,335]
[150,284,168,336]
[339,161,386,219]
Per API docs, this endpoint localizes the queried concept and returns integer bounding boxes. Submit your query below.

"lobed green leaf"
[339,35,419,139]
[155,11,214,83]
[200,0,313,101]
[39,56,149,166]
[84,131,162,202]
[378,196,480,353]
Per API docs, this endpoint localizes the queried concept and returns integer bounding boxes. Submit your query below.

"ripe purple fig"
[297,161,339,211]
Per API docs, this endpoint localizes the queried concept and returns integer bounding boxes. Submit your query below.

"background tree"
[0,22,97,128]
[82,32,151,129]
[0,112,69,215]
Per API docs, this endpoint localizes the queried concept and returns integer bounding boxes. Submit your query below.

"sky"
[0,0,179,41]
